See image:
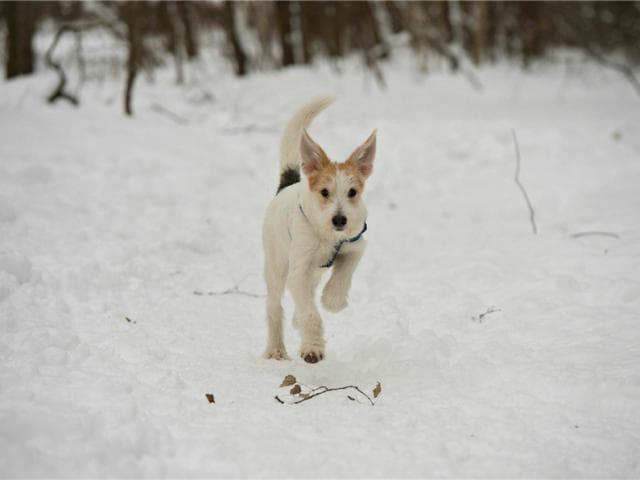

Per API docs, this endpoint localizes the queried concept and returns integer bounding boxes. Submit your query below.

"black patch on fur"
[277,167,300,194]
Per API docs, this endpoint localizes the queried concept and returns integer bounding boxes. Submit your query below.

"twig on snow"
[292,385,376,406]
[151,103,189,125]
[222,124,278,135]
[511,129,537,235]
[207,284,264,298]
[472,306,501,322]
[571,231,620,239]
[194,276,265,299]
[275,375,381,406]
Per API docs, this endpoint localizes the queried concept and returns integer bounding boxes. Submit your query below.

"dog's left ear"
[348,130,376,178]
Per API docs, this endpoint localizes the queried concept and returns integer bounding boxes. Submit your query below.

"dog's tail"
[277,95,334,194]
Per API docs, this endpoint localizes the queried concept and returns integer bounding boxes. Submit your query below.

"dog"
[262,97,376,363]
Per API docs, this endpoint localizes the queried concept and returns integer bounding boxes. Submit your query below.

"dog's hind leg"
[263,263,289,360]
[288,262,325,363]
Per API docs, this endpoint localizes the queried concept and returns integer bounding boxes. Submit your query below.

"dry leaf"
[290,384,301,395]
[280,374,297,387]
[372,382,382,399]
[205,393,215,403]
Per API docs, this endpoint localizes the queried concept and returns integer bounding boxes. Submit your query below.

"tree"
[4,1,37,79]
[276,1,295,67]
[122,1,144,116]
[223,1,247,76]
[177,1,198,59]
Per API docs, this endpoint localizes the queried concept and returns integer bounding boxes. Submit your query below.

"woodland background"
[1,1,640,478]
[3,1,640,113]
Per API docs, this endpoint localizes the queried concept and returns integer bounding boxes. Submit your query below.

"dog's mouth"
[333,225,346,232]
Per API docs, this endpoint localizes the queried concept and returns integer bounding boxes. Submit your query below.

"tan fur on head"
[298,129,376,239]
[301,129,375,189]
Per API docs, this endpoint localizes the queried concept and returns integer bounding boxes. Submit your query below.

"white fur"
[262,98,375,363]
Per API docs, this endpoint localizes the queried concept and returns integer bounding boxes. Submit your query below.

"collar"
[298,205,367,268]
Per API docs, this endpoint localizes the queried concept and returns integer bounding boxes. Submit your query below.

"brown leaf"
[290,384,302,395]
[372,382,382,399]
[205,393,215,403]
[280,374,297,387]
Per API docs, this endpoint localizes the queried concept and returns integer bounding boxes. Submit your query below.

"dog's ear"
[348,130,376,178]
[300,129,329,176]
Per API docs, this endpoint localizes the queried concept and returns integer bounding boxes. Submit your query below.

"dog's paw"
[321,285,348,313]
[264,347,290,360]
[300,342,325,364]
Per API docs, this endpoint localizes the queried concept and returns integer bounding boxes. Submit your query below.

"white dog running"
[262,97,377,363]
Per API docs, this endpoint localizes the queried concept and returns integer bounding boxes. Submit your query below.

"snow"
[1,50,640,477]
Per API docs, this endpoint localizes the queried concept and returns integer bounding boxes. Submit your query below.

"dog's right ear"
[300,129,329,176]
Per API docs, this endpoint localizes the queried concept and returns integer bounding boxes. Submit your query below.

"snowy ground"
[1,49,640,477]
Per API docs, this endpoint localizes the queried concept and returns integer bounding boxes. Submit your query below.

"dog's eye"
[348,188,357,198]
[320,188,329,198]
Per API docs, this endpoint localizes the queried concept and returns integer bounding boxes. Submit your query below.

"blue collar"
[298,205,367,268]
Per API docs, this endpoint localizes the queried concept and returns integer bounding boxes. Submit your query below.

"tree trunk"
[276,1,295,67]
[520,2,543,67]
[298,1,314,64]
[361,1,389,60]
[123,2,143,116]
[5,1,37,79]
[177,1,198,59]
[435,1,453,44]
[321,2,344,58]
[384,1,404,34]
[160,2,185,84]
[471,1,488,65]
[223,1,247,76]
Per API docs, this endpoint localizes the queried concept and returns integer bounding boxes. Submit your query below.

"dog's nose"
[332,214,347,228]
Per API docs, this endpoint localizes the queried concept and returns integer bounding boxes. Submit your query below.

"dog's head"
[299,129,376,238]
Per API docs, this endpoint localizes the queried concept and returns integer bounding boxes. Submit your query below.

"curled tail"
[277,95,334,194]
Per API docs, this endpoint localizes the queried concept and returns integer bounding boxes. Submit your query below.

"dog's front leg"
[321,241,365,313]
[288,260,325,363]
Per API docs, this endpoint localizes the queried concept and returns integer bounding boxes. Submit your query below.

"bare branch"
[275,375,380,406]
[150,103,189,125]
[193,276,265,298]
[45,24,80,106]
[583,47,640,97]
[291,385,376,406]
[571,231,620,239]
[472,306,501,322]
[511,129,538,235]
[223,124,279,135]
[551,15,640,98]
[207,285,264,298]
[422,32,483,91]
